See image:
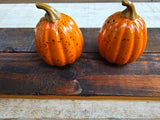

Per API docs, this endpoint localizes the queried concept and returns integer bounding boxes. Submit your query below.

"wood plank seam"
[0,28,159,53]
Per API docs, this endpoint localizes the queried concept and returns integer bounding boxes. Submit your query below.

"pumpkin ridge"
[74,31,80,58]
[101,28,111,58]
[41,22,52,64]
[101,21,111,57]
[66,16,83,59]
[126,22,135,63]
[128,21,142,63]
[97,21,108,58]
[141,26,147,55]
[125,21,135,63]
[78,29,84,58]
[137,18,147,55]
[115,20,130,64]
[137,17,144,29]
[56,22,67,65]
[37,21,46,55]
[48,23,56,65]
[113,19,125,62]
[103,18,121,60]
[62,18,78,60]
[136,18,144,56]
[98,29,107,58]
[122,21,135,64]
[113,19,127,63]
[67,29,77,63]
[74,29,82,58]
[35,20,43,56]
[57,20,77,64]
[128,22,137,62]
[106,17,124,63]
[139,19,146,56]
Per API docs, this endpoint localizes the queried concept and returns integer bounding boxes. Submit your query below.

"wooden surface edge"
[0,95,160,101]
[0,0,154,3]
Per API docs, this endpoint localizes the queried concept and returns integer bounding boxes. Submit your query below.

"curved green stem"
[121,0,138,19]
[36,2,61,22]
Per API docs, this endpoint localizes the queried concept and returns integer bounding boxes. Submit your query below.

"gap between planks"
[0,95,160,101]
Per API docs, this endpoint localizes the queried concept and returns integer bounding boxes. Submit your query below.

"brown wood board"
[0,28,159,53]
[0,53,160,96]
[0,28,160,99]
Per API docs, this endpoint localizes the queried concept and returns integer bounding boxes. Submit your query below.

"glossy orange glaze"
[97,12,147,65]
[35,13,84,66]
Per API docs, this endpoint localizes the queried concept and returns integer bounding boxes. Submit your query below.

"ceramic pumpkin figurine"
[97,0,147,65]
[35,3,83,66]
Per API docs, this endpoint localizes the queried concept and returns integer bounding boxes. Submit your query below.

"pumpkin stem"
[121,0,138,19]
[36,2,61,22]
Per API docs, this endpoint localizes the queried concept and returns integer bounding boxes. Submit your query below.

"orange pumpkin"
[97,0,147,65]
[35,3,84,66]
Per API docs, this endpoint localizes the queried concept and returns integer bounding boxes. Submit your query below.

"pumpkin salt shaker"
[35,3,84,66]
[97,0,147,65]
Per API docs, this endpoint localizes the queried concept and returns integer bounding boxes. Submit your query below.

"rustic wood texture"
[0,28,160,98]
[0,28,159,53]
[0,53,160,96]
[0,99,160,118]
[0,0,154,3]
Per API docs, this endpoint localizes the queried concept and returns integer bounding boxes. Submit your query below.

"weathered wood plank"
[0,28,159,53]
[0,3,159,28]
[0,100,160,119]
[0,53,160,96]
[0,0,152,3]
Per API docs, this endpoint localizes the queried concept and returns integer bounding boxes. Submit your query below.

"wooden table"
[0,2,160,119]
[0,28,160,100]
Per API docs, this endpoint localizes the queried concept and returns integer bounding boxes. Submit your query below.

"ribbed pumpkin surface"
[98,11,147,65]
[35,13,84,66]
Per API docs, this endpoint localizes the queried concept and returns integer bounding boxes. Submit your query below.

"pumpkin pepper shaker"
[97,0,147,65]
[35,3,84,66]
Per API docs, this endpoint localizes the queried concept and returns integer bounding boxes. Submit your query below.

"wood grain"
[0,53,160,96]
[0,28,160,53]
